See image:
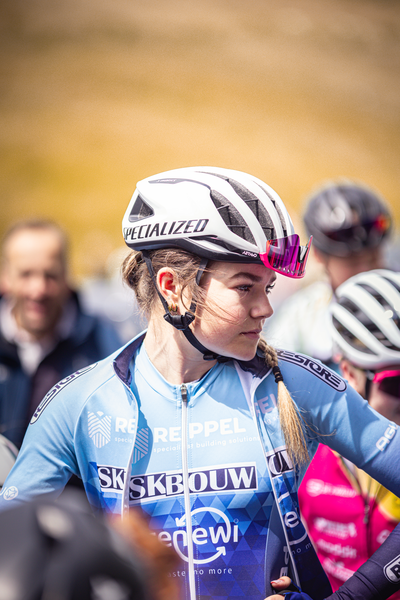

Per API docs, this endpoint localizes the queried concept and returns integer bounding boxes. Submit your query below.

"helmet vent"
[128,195,154,223]
[227,179,276,239]
[256,183,287,238]
[332,315,376,355]
[358,284,400,334]
[200,170,278,240]
[210,190,256,245]
[341,290,400,351]
[382,276,400,294]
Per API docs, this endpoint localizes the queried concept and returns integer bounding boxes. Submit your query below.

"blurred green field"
[1,0,400,282]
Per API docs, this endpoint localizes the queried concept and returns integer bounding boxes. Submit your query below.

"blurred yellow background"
[1,0,399,283]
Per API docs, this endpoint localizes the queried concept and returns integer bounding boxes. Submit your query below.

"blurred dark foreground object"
[0,491,180,600]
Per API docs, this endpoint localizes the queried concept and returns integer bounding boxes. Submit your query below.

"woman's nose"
[251,294,274,320]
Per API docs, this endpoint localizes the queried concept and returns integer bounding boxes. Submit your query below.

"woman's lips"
[241,329,262,339]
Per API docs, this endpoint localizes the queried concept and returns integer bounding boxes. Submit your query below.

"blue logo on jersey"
[97,463,258,501]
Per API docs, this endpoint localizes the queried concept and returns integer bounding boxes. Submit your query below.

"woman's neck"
[143,318,217,384]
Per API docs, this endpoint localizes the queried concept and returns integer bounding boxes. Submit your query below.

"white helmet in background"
[0,435,18,488]
[331,269,400,370]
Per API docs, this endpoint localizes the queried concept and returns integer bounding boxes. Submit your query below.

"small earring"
[168,303,178,314]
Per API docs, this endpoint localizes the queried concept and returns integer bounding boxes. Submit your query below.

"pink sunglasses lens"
[373,370,400,398]
[260,234,312,279]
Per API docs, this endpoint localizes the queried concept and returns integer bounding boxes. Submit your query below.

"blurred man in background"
[0,219,122,448]
[264,179,392,370]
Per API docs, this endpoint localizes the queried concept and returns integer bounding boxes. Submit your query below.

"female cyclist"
[299,270,400,596]
[1,167,400,600]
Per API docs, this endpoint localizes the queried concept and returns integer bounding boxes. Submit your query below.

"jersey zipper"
[181,383,197,600]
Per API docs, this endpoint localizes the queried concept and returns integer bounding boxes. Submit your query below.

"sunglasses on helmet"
[366,369,400,399]
[260,234,312,279]
[324,215,391,245]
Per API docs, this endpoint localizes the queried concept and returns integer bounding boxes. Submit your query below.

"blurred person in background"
[299,269,400,597]
[0,219,122,448]
[263,179,392,370]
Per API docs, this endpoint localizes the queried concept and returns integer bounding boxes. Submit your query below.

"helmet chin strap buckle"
[163,312,195,330]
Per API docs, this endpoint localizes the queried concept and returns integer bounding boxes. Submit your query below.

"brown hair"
[122,248,309,465]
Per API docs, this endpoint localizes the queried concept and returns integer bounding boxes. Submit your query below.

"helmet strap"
[141,251,224,361]
[365,370,374,401]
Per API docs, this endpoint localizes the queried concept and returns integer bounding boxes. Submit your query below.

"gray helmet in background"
[303,179,392,257]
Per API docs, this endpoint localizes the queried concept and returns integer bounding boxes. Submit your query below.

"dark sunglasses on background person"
[323,215,391,245]
[366,369,400,399]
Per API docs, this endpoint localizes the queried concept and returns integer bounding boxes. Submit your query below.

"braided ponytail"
[258,339,309,466]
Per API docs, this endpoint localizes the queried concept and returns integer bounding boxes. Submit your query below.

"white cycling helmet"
[122,166,311,279]
[122,167,311,361]
[331,269,400,369]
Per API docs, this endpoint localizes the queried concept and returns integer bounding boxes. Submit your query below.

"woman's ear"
[340,359,367,397]
[157,268,180,307]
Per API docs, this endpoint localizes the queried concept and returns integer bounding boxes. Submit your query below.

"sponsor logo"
[133,428,149,463]
[314,517,357,539]
[154,417,246,442]
[115,417,136,434]
[98,466,126,491]
[31,364,98,424]
[376,423,397,451]
[377,530,391,545]
[98,463,257,501]
[266,446,293,478]
[323,557,354,582]
[384,554,400,583]
[2,486,18,501]
[241,250,257,258]
[88,411,112,448]
[115,417,246,443]
[305,479,357,499]
[277,350,347,391]
[123,219,209,242]
[173,507,239,565]
[256,393,277,416]
[316,539,357,559]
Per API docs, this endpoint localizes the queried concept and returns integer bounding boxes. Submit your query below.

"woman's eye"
[237,284,252,292]
[266,282,276,294]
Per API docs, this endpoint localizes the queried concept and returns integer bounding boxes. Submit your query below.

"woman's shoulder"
[30,353,125,426]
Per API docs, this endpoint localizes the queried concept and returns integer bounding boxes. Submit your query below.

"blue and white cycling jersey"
[1,332,400,600]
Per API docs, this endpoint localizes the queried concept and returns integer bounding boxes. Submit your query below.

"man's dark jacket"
[0,293,122,448]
